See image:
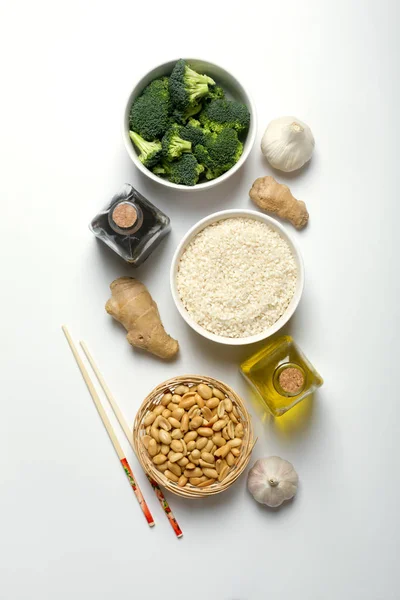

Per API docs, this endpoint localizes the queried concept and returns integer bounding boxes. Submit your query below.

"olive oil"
[240,336,323,417]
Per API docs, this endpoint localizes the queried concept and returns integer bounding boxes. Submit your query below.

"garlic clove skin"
[247,456,299,508]
[261,116,315,172]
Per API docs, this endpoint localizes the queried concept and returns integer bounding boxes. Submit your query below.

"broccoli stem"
[129,131,155,155]
[185,65,215,87]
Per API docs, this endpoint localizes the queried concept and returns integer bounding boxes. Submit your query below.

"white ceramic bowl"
[170,210,305,345]
[123,59,256,191]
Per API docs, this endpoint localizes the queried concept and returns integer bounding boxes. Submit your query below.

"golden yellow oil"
[240,335,323,417]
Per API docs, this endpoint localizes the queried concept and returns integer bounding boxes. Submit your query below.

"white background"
[1,1,399,598]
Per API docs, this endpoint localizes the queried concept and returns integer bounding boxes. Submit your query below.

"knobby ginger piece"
[249,176,309,229]
[105,277,179,359]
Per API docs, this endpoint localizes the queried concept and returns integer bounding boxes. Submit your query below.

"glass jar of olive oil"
[240,336,323,417]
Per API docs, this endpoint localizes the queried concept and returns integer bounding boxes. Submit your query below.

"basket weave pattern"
[134,375,254,498]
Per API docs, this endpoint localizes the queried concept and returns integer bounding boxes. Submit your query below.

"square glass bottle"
[90,184,170,267]
[240,335,323,417]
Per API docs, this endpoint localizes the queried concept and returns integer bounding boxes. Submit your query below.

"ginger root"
[105,277,179,359]
[249,176,309,229]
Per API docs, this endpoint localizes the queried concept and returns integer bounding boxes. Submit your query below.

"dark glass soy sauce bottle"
[90,184,170,266]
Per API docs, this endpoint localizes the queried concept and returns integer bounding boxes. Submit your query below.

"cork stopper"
[278,366,305,395]
[112,202,138,229]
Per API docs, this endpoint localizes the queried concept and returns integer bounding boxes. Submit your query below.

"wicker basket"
[134,375,254,498]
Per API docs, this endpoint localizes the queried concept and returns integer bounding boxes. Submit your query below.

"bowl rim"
[170,209,305,345]
[122,57,257,191]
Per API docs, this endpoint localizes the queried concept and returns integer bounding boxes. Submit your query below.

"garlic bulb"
[247,456,298,507]
[261,116,315,172]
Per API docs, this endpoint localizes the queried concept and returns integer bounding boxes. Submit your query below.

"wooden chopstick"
[80,341,183,539]
[62,326,154,528]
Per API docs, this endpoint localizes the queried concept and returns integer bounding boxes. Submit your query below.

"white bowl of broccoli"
[123,58,257,190]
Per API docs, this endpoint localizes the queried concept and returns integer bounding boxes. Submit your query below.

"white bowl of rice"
[170,210,304,345]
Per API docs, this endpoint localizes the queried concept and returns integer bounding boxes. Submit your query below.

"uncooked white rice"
[176,217,297,338]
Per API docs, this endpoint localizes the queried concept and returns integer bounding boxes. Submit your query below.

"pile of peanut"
[141,382,244,488]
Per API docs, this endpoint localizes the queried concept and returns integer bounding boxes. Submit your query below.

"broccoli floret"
[152,164,167,175]
[199,99,250,134]
[194,128,243,180]
[207,85,225,101]
[160,154,204,186]
[179,118,209,147]
[172,102,202,124]
[161,124,192,160]
[129,77,172,141]
[129,131,162,168]
[169,59,215,112]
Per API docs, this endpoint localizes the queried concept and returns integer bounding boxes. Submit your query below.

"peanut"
[212,419,227,432]
[203,468,218,479]
[178,475,188,487]
[231,448,240,457]
[177,457,189,467]
[148,438,158,457]
[197,384,213,400]
[150,426,159,442]
[179,397,196,410]
[153,454,167,465]
[229,412,238,424]
[206,398,219,409]
[212,435,225,447]
[158,430,172,445]
[212,388,225,400]
[171,429,184,440]
[165,469,179,482]
[175,385,189,395]
[196,396,205,408]
[190,416,203,430]
[224,398,233,412]
[184,431,198,443]
[180,413,189,433]
[197,427,213,438]
[171,440,183,453]
[196,437,208,450]
[190,449,201,460]
[171,408,185,421]
[161,393,172,406]
[189,476,207,486]
[226,452,235,467]
[167,403,176,412]
[172,394,182,404]
[201,452,215,464]
[235,423,244,438]
[202,407,213,421]
[204,440,214,454]
[169,452,184,463]
[228,438,242,448]
[218,465,229,481]
[214,444,230,458]
[160,444,170,455]
[227,421,235,440]
[167,461,182,477]
[217,403,225,418]
[186,440,196,452]
[197,478,215,487]
[168,417,181,429]
[162,409,172,418]
[184,468,203,478]
[157,462,168,472]
[144,412,156,427]
[158,417,171,432]
[142,435,151,449]
[199,459,215,469]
